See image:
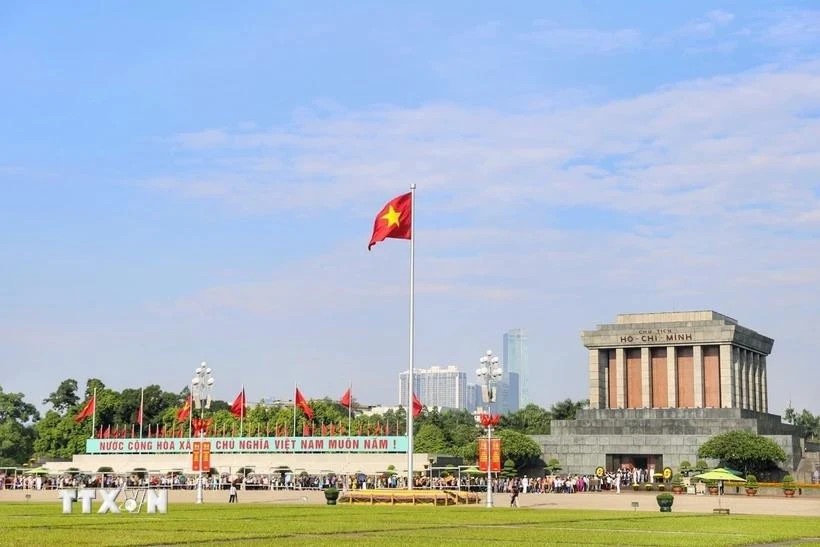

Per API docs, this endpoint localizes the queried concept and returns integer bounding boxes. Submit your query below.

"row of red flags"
[76,386,424,424]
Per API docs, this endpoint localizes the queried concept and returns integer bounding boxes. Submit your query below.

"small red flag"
[295,388,314,420]
[230,388,246,418]
[176,395,192,421]
[368,192,412,250]
[340,388,352,409]
[302,422,310,436]
[103,425,111,438]
[412,393,423,418]
[74,395,96,423]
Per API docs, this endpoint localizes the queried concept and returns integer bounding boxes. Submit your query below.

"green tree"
[497,428,541,469]
[698,430,787,475]
[0,387,40,465]
[549,399,588,420]
[42,379,80,414]
[784,406,820,441]
[414,423,447,454]
[501,404,551,434]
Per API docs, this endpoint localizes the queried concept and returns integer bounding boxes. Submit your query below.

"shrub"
[745,474,758,488]
[671,474,683,487]
[679,461,691,475]
[656,492,674,502]
[782,475,796,490]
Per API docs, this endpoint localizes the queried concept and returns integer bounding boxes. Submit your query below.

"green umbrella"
[23,467,50,475]
[693,468,745,509]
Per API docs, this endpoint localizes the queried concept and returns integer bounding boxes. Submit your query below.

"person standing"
[510,479,520,508]
[229,483,238,503]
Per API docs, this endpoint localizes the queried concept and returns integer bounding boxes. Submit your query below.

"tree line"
[0,378,591,471]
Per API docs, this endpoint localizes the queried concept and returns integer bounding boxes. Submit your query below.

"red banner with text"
[478,438,501,472]
[192,441,212,471]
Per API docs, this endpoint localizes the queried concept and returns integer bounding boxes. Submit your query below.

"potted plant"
[706,480,719,495]
[782,474,797,497]
[679,461,691,477]
[644,483,653,492]
[671,474,684,495]
[632,483,640,491]
[657,484,666,492]
[656,492,674,512]
[745,474,758,496]
[324,486,340,505]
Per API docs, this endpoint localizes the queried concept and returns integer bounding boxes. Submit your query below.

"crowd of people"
[0,465,677,494]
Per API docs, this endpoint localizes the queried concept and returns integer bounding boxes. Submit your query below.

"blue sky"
[2,2,820,414]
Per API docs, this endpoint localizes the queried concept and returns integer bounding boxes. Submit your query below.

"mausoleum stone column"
[693,345,704,408]
[616,348,625,409]
[666,346,677,408]
[719,344,733,409]
[641,347,651,408]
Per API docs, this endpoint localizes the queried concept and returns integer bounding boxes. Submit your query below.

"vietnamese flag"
[340,388,352,409]
[74,395,96,423]
[295,388,314,420]
[176,395,192,421]
[412,393,423,418]
[230,388,246,418]
[368,192,412,250]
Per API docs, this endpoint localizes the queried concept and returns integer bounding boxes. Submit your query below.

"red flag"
[412,393,423,418]
[321,422,327,436]
[340,388,352,409]
[329,422,336,436]
[367,192,413,251]
[368,192,412,250]
[230,389,246,418]
[176,395,192,421]
[302,423,310,436]
[103,425,111,438]
[295,388,314,420]
[74,395,96,423]
[136,395,143,426]
[283,425,289,436]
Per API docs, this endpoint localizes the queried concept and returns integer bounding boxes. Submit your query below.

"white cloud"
[522,22,641,53]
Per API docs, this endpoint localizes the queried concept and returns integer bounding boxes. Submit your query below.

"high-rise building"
[465,384,483,412]
[503,328,529,409]
[399,366,466,411]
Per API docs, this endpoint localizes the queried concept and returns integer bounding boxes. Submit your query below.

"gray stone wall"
[531,408,799,475]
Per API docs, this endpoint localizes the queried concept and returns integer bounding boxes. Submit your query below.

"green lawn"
[2,503,819,546]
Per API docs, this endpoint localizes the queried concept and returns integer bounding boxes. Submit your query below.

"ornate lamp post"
[476,349,502,508]
[192,362,214,504]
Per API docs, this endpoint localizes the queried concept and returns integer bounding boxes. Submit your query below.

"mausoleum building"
[534,311,800,475]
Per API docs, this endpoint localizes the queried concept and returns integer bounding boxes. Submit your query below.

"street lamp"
[192,361,214,504]
[476,349,503,508]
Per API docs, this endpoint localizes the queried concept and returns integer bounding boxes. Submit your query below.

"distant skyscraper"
[465,384,482,412]
[503,328,529,409]
[399,366,466,410]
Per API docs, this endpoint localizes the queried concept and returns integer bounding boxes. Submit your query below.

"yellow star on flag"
[381,205,402,227]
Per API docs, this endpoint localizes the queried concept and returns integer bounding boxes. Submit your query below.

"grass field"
[2,503,820,546]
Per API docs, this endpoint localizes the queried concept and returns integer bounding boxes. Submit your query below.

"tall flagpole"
[293,383,297,437]
[139,387,144,439]
[240,385,245,437]
[348,382,352,436]
[407,183,416,490]
[91,387,97,439]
